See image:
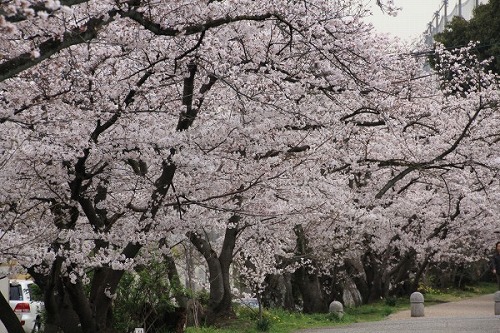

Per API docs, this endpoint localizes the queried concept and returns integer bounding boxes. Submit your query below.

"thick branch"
[121,9,274,36]
[0,15,113,82]
[187,231,216,261]
[1,0,90,22]
[375,105,484,199]
[340,107,385,127]
[255,145,310,160]
[177,62,198,131]
[433,105,482,161]
[375,166,420,199]
[1,9,276,82]
[177,65,218,131]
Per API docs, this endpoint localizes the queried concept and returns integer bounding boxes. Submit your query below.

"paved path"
[296,294,500,333]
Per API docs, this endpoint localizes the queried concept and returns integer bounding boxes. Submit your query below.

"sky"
[364,0,444,42]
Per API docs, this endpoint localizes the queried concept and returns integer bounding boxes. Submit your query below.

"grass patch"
[186,282,496,333]
[185,302,403,333]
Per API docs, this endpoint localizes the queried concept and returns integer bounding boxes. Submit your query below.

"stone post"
[410,292,425,317]
[329,301,344,319]
[494,291,500,315]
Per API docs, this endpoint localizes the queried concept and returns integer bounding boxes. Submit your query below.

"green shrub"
[235,306,260,320]
[255,317,271,332]
[417,283,441,295]
[113,260,178,333]
[382,306,394,316]
[326,311,345,322]
[385,297,397,307]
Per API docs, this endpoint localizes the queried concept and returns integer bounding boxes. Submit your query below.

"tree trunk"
[344,258,370,304]
[165,253,189,309]
[29,259,83,333]
[0,290,24,333]
[64,278,97,333]
[293,266,327,313]
[293,224,327,313]
[188,223,238,325]
[363,252,384,302]
[282,273,295,311]
[262,273,295,310]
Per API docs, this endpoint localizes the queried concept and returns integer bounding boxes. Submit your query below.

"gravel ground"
[295,293,500,333]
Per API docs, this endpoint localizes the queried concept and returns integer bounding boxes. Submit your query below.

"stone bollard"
[494,291,500,315]
[329,300,344,319]
[410,292,424,317]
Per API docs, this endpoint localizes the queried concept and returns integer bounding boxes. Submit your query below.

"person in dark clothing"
[490,242,500,290]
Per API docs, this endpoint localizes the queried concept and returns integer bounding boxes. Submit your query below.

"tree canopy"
[0,1,499,332]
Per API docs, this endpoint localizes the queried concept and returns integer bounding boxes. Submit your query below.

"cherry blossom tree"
[248,40,499,306]
[0,0,405,330]
[0,1,498,332]
[288,41,500,303]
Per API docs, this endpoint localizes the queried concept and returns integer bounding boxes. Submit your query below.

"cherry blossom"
[0,0,498,330]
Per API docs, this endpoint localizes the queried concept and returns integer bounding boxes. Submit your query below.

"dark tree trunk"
[410,253,434,292]
[282,273,295,311]
[188,223,238,325]
[345,258,370,304]
[363,251,384,302]
[0,289,24,333]
[319,273,343,307]
[64,278,97,333]
[165,253,189,308]
[29,259,83,333]
[261,273,295,310]
[293,266,327,313]
[388,251,417,296]
[293,224,327,313]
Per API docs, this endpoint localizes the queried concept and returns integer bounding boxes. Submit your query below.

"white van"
[9,280,43,333]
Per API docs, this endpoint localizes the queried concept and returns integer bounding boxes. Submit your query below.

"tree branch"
[121,9,274,36]
[0,15,114,82]
[1,0,91,22]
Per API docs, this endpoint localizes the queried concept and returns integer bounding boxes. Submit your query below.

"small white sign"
[134,329,144,333]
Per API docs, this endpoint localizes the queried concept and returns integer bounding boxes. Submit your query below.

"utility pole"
[458,0,462,17]
[425,22,434,46]
[444,0,448,25]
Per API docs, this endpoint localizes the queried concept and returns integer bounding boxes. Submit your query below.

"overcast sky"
[364,0,443,42]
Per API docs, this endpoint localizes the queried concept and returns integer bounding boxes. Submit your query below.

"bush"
[113,260,180,333]
[417,284,441,295]
[385,297,397,307]
[326,311,345,322]
[255,317,271,332]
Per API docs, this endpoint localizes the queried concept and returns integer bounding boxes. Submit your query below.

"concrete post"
[329,301,344,319]
[494,291,500,315]
[410,292,425,317]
